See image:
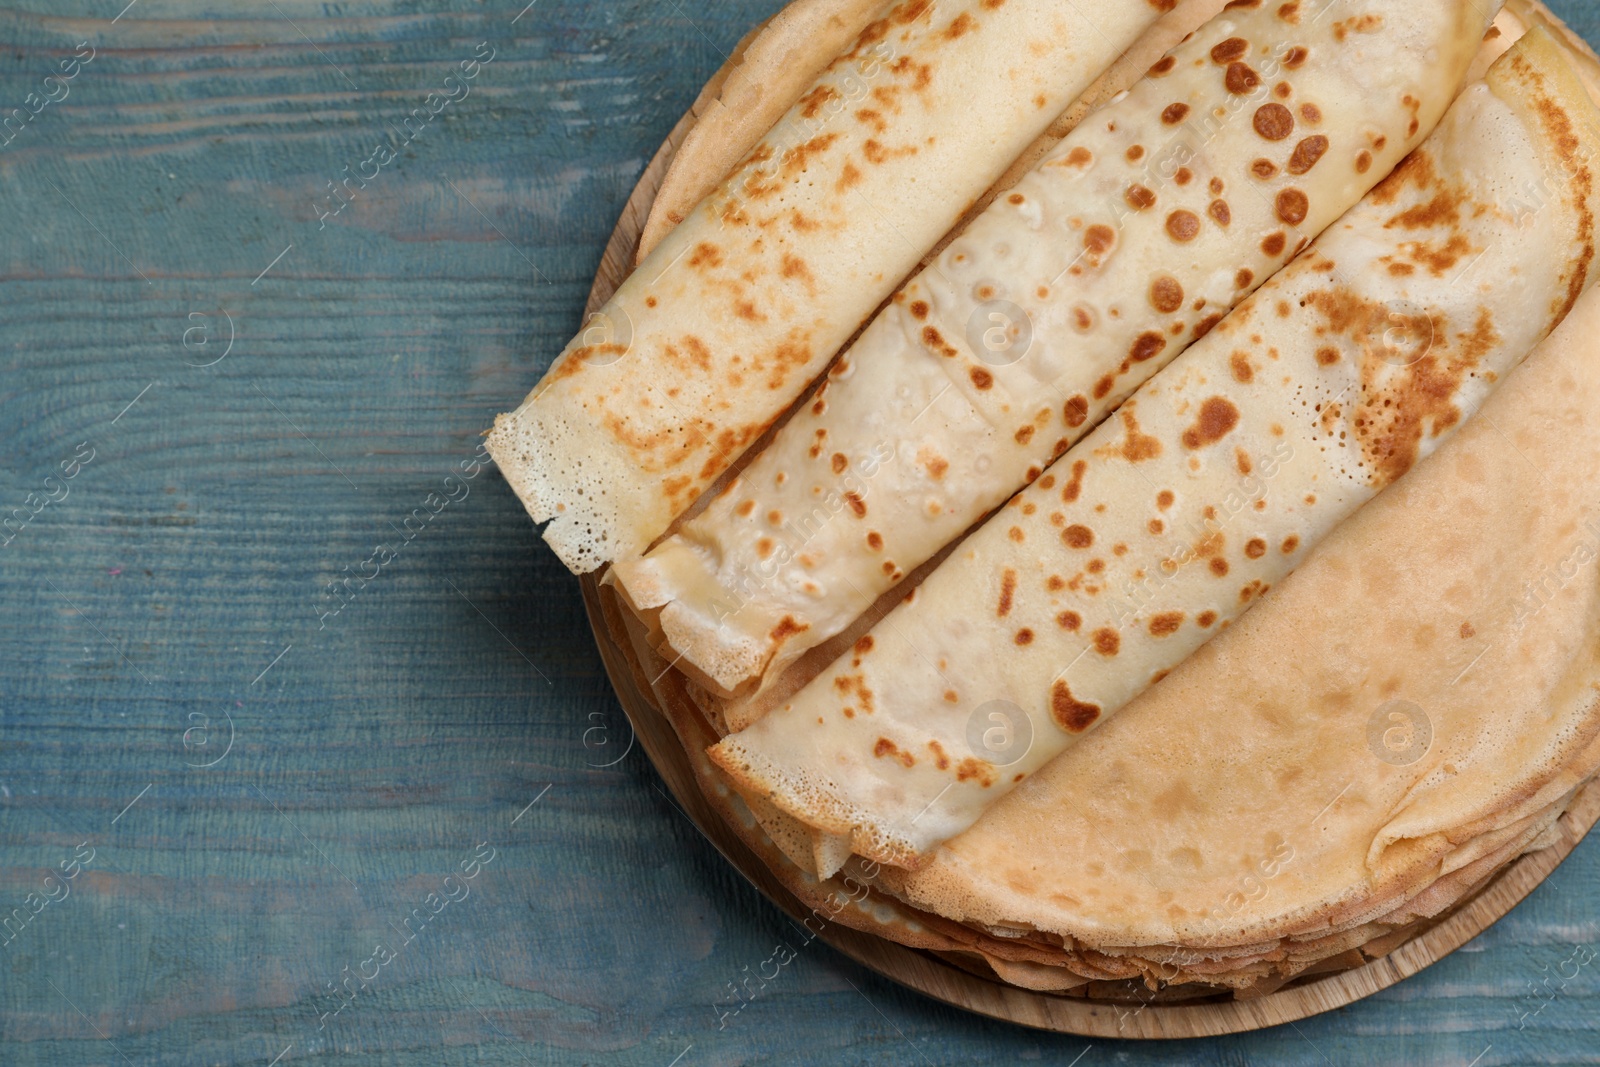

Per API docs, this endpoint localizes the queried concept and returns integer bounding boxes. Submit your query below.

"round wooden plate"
[572,14,1600,1039]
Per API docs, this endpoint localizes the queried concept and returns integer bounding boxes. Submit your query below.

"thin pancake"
[613,0,1496,702]
[488,0,1173,573]
[610,0,1600,995]
[711,28,1600,872]
[882,278,1600,954]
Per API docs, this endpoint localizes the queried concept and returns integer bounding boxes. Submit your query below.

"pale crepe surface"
[612,0,1496,703]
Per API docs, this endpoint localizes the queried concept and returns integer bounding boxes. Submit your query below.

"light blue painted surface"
[0,2,1596,1064]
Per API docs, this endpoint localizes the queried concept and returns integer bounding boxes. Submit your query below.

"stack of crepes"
[493,0,1600,995]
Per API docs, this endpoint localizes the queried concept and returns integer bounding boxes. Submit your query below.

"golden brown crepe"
[487,0,1174,573]
[570,0,1600,999]
[640,1,1243,268]
[612,0,1496,704]
[634,247,1600,995]
[637,0,890,264]
[711,28,1600,874]
[877,268,1600,973]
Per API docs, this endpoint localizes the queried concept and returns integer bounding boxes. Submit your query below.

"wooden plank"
[0,1,1596,1064]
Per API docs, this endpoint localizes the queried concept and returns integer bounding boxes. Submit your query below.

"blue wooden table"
[1,2,1597,1064]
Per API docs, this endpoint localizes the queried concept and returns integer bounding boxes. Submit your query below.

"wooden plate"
[572,12,1600,1038]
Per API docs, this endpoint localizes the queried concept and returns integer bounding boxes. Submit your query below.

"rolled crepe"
[637,0,894,264]
[613,0,1496,700]
[711,28,1600,872]
[487,0,1170,574]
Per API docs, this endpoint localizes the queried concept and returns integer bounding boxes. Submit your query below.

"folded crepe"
[599,0,1600,998]
[612,0,1496,702]
[876,272,1600,971]
[636,272,1600,992]
[487,0,1170,574]
[710,28,1600,873]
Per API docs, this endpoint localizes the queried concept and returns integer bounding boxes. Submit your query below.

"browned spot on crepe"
[997,568,1018,617]
[1051,680,1101,732]
[770,616,808,644]
[1254,102,1294,140]
[1149,611,1185,636]
[1181,397,1242,449]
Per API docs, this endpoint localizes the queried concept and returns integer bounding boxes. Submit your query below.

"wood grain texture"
[0,2,1596,1064]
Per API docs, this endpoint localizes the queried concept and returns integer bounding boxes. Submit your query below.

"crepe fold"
[612,0,1496,703]
[875,269,1600,967]
[637,273,1600,988]
[710,28,1600,873]
[486,0,1170,575]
